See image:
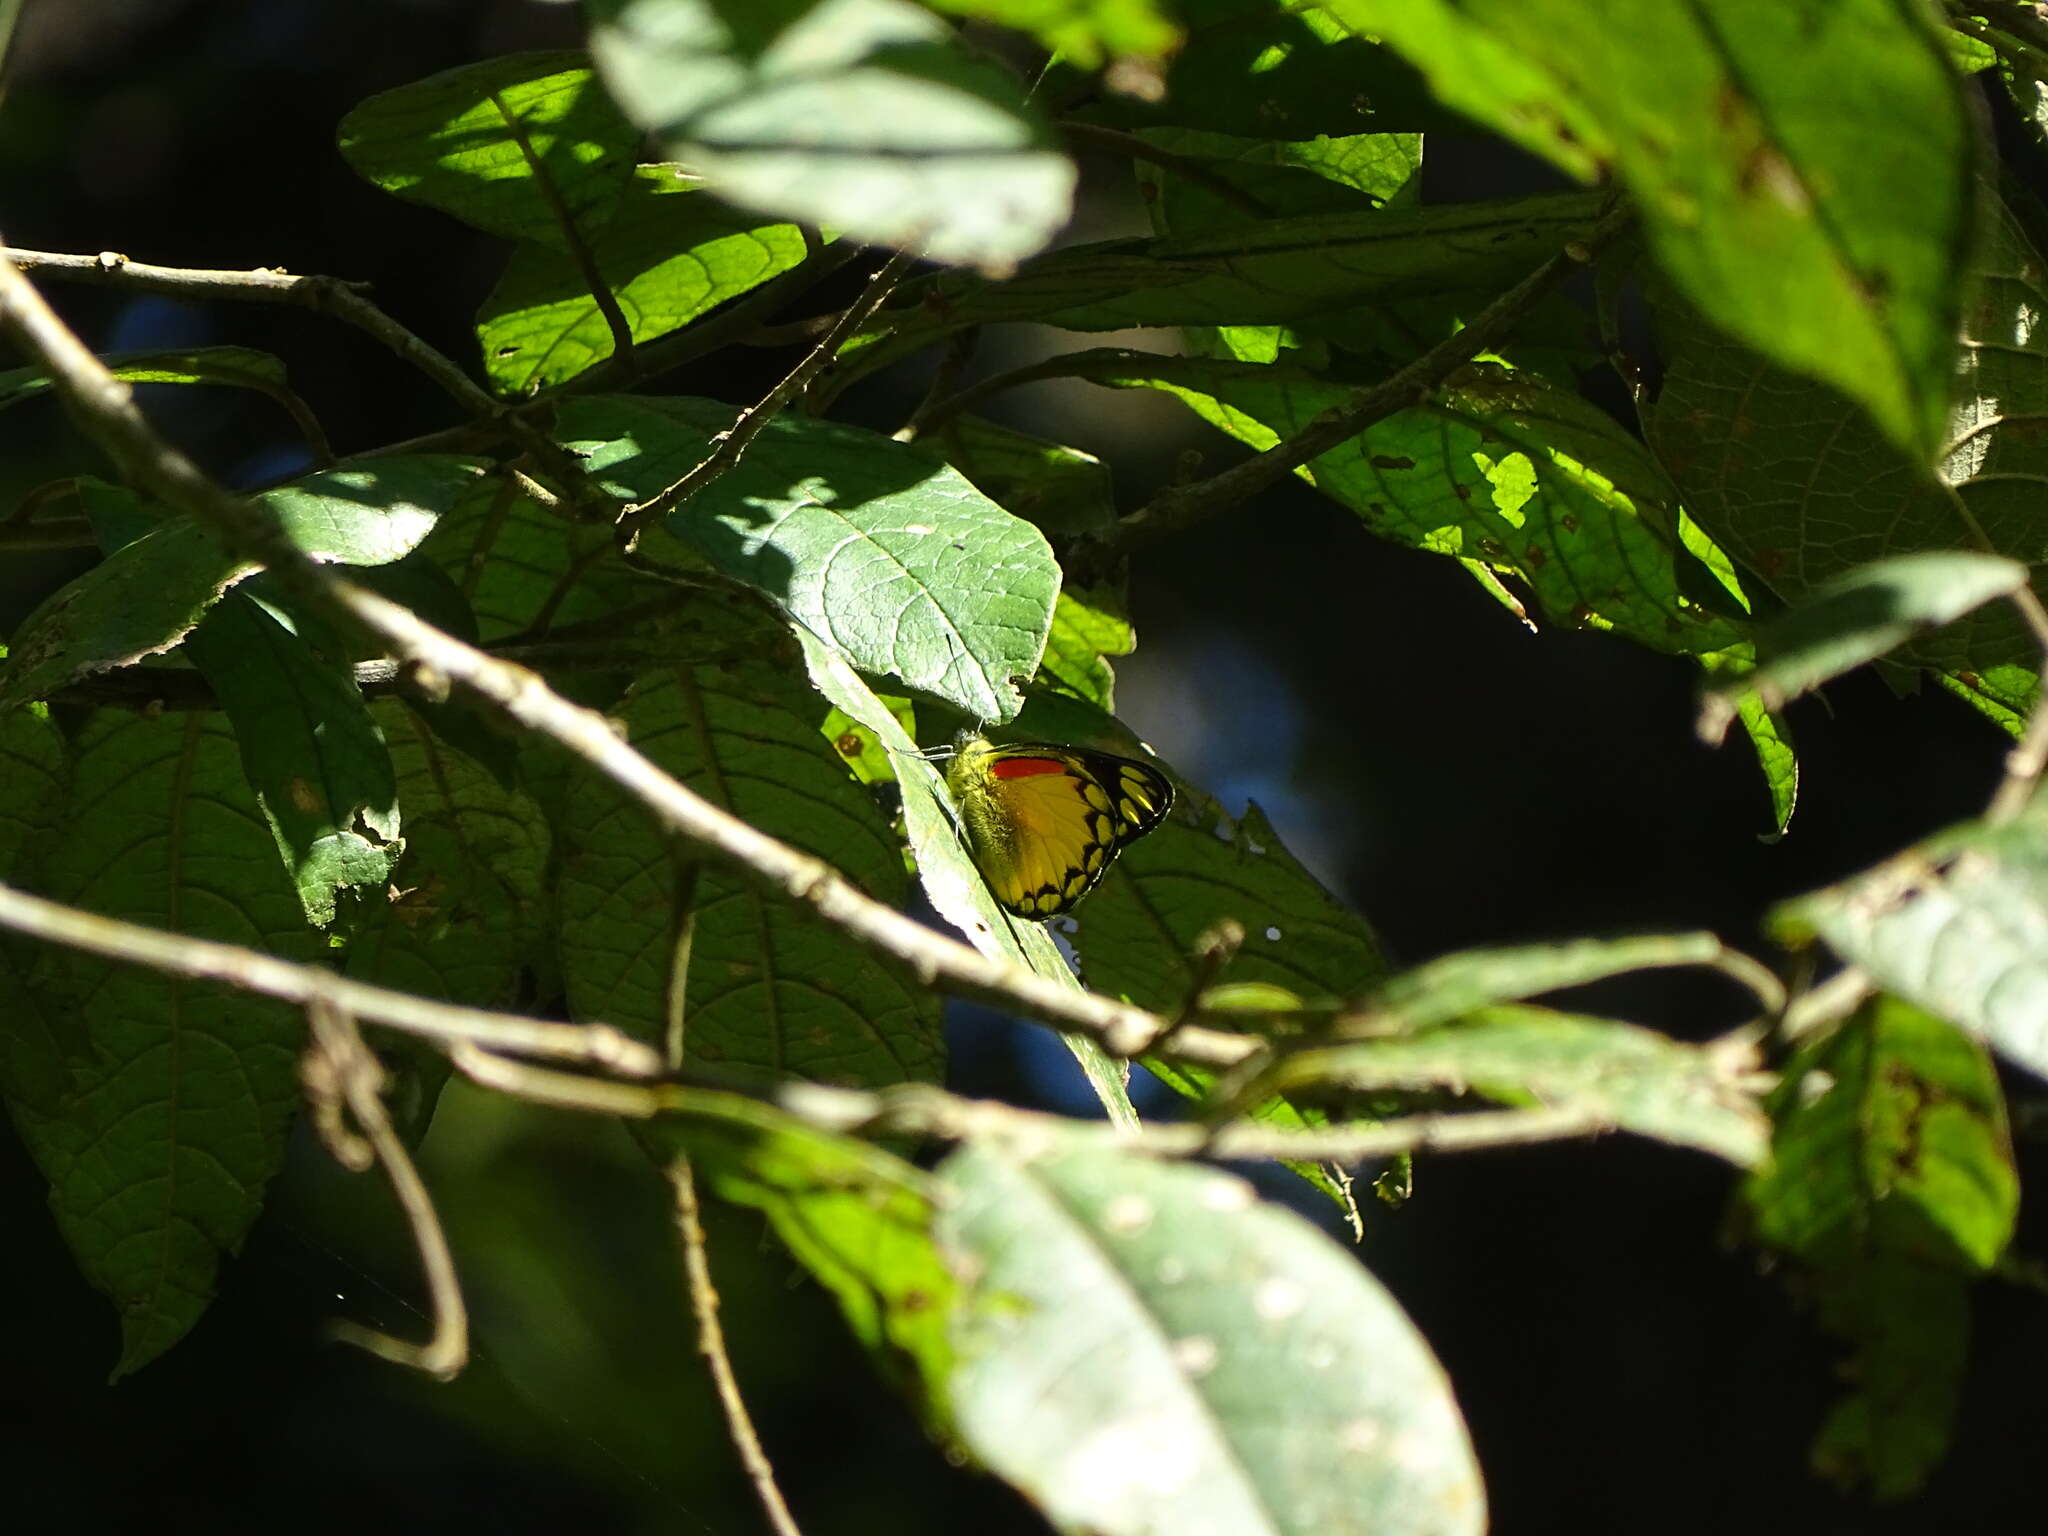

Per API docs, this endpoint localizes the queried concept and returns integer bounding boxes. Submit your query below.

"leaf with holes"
[180,593,401,928]
[1739,995,2016,1498]
[1774,796,2048,1082]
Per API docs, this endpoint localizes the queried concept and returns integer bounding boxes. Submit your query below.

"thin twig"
[486,86,633,362]
[1071,208,1634,575]
[0,881,664,1075]
[0,247,499,418]
[452,1045,1614,1163]
[1059,121,1275,219]
[616,251,916,551]
[0,249,1257,1071]
[667,1157,804,1536]
[307,997,468,1380]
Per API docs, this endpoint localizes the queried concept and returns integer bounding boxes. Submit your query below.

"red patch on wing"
[989,755,1068,780]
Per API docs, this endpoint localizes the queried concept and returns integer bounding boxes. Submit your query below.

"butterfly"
[945,734,1174,920]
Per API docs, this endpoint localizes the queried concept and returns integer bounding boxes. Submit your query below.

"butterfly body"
[946,735,1174,919]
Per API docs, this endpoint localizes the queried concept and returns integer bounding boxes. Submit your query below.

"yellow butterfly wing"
[947,738,1174,920]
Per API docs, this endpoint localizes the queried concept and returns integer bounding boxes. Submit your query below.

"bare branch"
[307,998,468,1380]
[0,881,664,1075]
[453,1047,1615,1164]
[668,1157,805,1536]
[0,245,500,418]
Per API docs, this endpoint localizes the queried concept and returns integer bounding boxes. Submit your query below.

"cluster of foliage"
[3,0,2047,1528]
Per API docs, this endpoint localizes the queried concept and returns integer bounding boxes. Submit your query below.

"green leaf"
[1061,0,1455,140]
[929,414,1117,539]
[1329,0,1977,459]
[557,660,942,1086]
[921,0,1179,68]
[415,471,670,645]
[1935,663,2034,739]
[344,699,551,1009]
[797,632,1141,1127]
[1038,588,1134,712]
[1084,794,1390,1014]
[1699,553,2028,741]
[1359,932,1757,1032]
[1700,647,1799,838]
[0,457,482,711]
[1273,1004,1770,1167]
[938,1136,1486,1535]
[1774,796,2048,1082]
[843,190,1605,379]
[0,346,288,409]
[1740,995,2016,1498]
[478,167,809,394]
[0,711,316,1375]
[566,395,1060,724]
[587,0,1074,272]
[1135,128,1424,235]
[179,595,401,928]
[337,52,637,245]
[0,703,63,877]
[637,1088,955,1425]
[1092,352,1745,660]
[1647,192,2046,685]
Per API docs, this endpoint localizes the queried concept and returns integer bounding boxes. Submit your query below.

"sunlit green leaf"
[1699,553,2027,742]
[1647,194,2047,689]
[1329,0,1977,459]
[1274,1004,1770,1167]
[938,1136,1486,1535]
[565,395,1060,725]
[338,52,637,245]
[587,0,1074,271]
[180,594,401,928]
[478,168,808,394]
[1775,796,2048,1082]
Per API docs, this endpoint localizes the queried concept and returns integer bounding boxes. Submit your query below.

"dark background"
[0,3,2038,1532]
